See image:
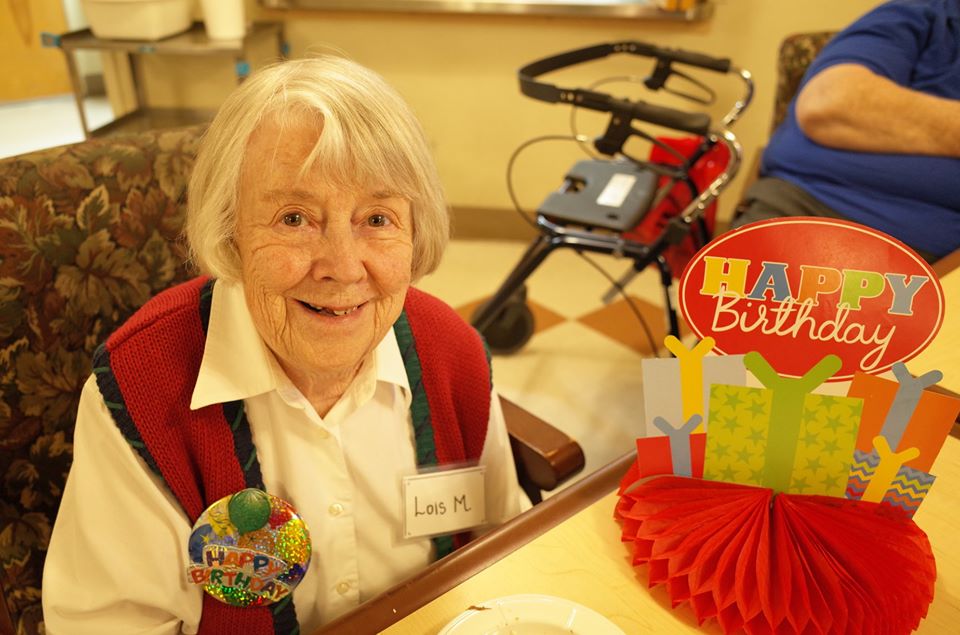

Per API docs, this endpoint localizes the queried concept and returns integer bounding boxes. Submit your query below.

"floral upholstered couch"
[0,126,204,634]
[0,122,587,633]
[733,31,835,219]
[770,31,835,132]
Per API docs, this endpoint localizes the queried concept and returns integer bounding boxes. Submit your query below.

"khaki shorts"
[731,177,937,263]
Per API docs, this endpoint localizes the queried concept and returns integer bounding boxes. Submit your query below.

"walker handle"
[570,90,710,136]
[627,99,711,136]
[629,42,731,74]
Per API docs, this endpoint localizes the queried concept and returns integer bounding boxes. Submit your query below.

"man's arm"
[795,63,960,157]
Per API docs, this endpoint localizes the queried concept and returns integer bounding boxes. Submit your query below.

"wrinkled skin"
[235,116,413,415]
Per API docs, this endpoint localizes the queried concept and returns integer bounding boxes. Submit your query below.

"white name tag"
[402,466,486,539]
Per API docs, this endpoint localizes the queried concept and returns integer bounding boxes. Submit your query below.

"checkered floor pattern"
[418,239,692,482]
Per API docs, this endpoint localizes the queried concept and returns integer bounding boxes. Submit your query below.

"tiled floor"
[1,94,677,494]
[418,240,680,485]
[0,94,112,159]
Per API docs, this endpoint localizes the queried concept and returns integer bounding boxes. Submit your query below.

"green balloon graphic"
[228,488,272,534]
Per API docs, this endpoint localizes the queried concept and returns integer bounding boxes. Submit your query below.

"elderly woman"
[42,57,522,634]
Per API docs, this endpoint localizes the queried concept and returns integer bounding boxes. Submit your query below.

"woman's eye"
[281,212,304,227]
[367,213,391,228]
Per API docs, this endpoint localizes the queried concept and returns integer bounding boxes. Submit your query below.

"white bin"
[81,0,193,41]
[199,0,246,40]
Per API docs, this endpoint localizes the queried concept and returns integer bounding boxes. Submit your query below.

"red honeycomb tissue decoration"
[616,475,936,635]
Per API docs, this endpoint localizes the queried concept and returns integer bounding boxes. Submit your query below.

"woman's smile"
[295,298,368,319]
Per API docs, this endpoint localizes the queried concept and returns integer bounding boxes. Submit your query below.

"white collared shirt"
[43,280,522,635]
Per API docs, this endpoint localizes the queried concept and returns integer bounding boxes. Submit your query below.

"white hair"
[186,56,449,281]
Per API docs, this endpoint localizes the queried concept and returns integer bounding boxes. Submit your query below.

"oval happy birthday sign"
[678,217,944,381]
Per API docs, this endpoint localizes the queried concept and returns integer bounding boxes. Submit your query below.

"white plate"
[437,594,625,635]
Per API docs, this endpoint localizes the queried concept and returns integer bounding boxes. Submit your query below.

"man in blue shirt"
[733,0,960,262]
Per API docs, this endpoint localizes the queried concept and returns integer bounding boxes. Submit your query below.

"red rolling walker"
[471,42,754,354]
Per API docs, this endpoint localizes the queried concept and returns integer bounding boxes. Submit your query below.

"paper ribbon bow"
[704,352,862,497]
[845,362,960,518]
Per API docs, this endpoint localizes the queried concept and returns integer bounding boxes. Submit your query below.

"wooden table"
[912,249,960,439]
[912,248,960,397]
[382,438,960,634]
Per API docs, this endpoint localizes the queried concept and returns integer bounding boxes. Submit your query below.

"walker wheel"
[474,298,535,355]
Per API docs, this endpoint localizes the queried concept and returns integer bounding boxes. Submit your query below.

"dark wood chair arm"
[500,396,585,504]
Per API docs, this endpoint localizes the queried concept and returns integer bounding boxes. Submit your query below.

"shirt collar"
[191,280,411,410]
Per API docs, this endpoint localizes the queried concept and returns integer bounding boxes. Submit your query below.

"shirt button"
[329,503,344,516]
[316,428,330,440]
[336,581,351,595]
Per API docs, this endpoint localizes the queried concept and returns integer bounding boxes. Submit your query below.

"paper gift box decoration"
[845,362,960,518]
[617,415,706,511]
[704,352,862,497]
[617,353,938,635]
[621,337,741,499]
[641,335,745,437]
[638,415,706,479]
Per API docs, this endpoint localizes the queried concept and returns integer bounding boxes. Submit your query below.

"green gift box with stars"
[703,352,863,496]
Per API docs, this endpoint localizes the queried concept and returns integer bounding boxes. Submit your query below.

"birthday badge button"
[186,488,311,607]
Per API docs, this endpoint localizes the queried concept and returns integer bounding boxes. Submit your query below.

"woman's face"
[235,116,414,383]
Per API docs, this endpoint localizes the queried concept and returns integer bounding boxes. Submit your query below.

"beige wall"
[144,0,883,222]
